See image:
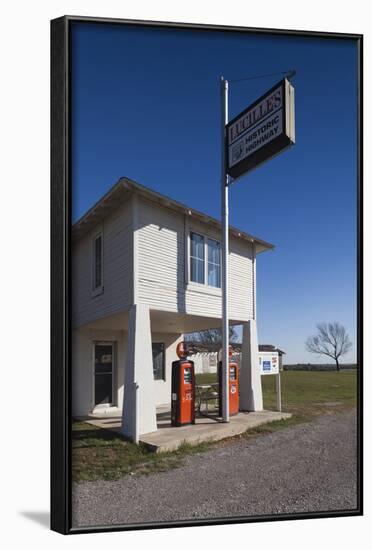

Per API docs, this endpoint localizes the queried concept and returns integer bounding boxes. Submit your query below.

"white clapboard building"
[72,178,274,439]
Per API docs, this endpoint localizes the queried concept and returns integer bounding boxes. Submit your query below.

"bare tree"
[305,322,352,372]
[185,326,238,346]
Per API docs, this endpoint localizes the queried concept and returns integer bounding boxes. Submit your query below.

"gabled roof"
[72,177,275,253]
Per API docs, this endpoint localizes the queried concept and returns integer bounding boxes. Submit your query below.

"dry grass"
[72,370,357,482]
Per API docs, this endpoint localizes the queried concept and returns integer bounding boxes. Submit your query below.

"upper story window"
[92,232,103,294]
[207,238,221,288]
[190,232,205,284]
[189,231,221,288]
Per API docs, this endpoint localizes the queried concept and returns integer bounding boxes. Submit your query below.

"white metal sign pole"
[276,372,282,412]
[221,76,229,423]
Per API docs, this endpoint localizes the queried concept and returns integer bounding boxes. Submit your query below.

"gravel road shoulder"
[72,410,358,527]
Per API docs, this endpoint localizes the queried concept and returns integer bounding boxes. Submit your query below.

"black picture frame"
[51,15,363,535]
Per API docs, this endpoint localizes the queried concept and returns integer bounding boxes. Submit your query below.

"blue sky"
[71,22,357,364]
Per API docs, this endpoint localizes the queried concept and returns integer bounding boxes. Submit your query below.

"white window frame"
[188,230,222,292]
[91,229,104,297]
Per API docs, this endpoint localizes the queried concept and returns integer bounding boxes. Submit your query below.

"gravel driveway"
[72,410,358,527]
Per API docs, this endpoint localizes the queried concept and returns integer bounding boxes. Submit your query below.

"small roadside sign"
[259,351,282,412]
[259,351,279,376]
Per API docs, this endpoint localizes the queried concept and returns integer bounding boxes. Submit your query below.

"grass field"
[72,370,357,483]
[197,370,356,420]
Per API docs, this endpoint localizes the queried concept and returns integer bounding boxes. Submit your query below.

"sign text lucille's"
[228,86,283,144]
[226,78,295,179]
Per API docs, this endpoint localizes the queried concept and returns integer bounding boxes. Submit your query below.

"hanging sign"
[226,78,295,179]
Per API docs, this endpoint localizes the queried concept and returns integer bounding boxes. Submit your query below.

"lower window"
[94,342,114,406]
[152,342,165,381]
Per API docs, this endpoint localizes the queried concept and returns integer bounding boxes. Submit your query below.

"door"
[94,342,114,407]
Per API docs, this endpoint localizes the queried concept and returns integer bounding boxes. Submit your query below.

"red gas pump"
[218,346,239,416]
[171,342,196,427]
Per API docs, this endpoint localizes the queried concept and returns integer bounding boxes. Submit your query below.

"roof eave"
[72,177,275,252]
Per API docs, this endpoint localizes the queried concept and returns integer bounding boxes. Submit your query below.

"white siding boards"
[72,200,132,328]
[72,185,264,328]
[136,196,255,322]
[137,197,185,312]
[228,236,255,321]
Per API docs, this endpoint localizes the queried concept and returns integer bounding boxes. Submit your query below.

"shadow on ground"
[19,511,50,529]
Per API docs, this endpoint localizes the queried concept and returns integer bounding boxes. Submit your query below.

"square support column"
[240,319,263,411]
[121,304,157,440]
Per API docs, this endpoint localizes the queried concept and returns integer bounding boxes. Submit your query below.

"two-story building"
[72,177,274,440]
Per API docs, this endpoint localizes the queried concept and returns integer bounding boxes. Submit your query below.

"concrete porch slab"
[81,404,172,431]
[141,410,292,452]
[81,406,292,453]
[83,411,122,431]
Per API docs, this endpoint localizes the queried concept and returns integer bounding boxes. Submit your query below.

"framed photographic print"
[51,15,363,534]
